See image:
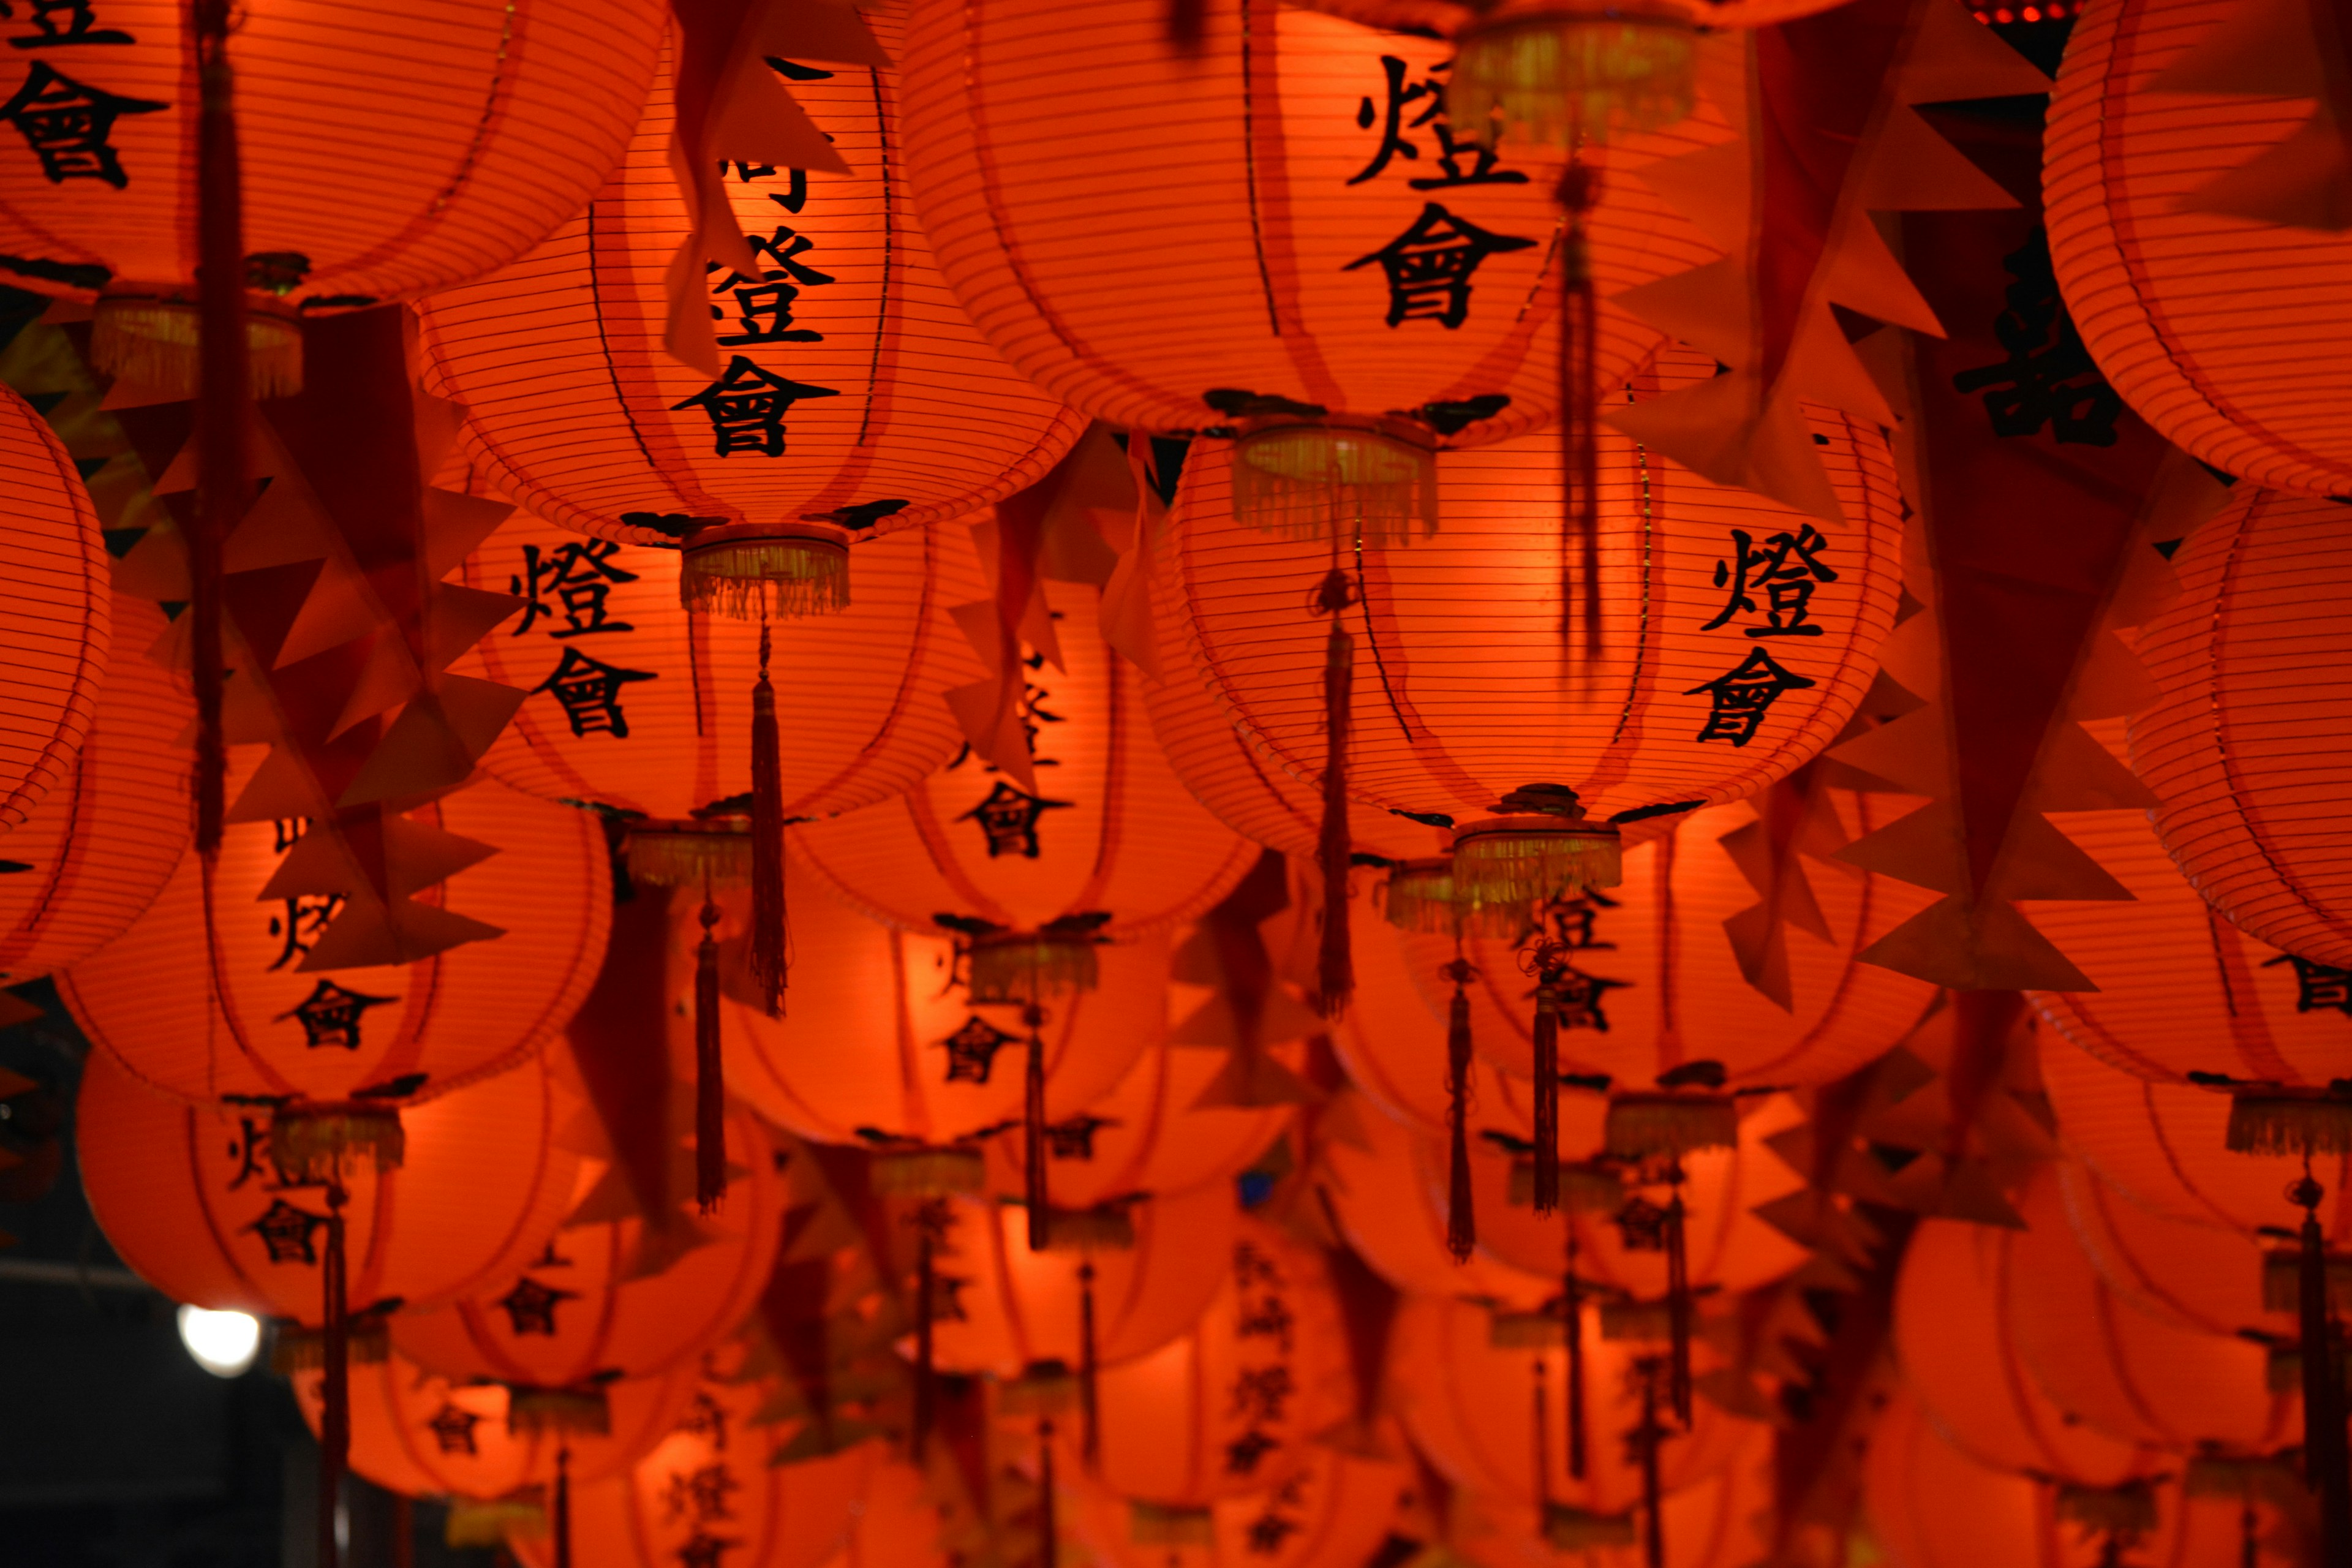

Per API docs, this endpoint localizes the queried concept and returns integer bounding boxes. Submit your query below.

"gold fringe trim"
[1037,1204,1136,1253]
[270,1317,390,1373]
[999,1360,1080,1416]
[679,523,851,622]
[2054,1481,2157,1537]
[445,1498,546,1548]
[506,1384,612,1438]
[1599,1298,1673,1343]
[1542,1504,1637,1551]
[89,296,303,398]
[1380,857,1528,940]
[1231,424,1438,548]
[1509,1158,1623,1212]
[1452,11,1698,149]
[2185,1454,2301,1502]
[2260,1248,2352,1313]
[2265,1342,2352,1394]
[1488,1306,1563,1348]
[2228,1092,2352,1156]
[1449,816,1623,921]
[1605,1093,1736,1158]
[968,932,1099,1004]
[1129,1502,1215,1546]
[270,1104,405,1185]
[870,1147,986,1197]
[627,821,754,889]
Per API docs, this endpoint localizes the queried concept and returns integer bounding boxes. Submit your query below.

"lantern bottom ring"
[626,816,755,890]
[679,519,852,620]
[1230,415,1439,548]
[268,1099,405,1184]
[90,288,303,398]
[1452,4,1700,148]
[1449,811,1624,918]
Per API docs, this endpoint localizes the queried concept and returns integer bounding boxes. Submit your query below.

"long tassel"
[554,1446,572,1568]
[1315,568,1354,1018]
[694,891,726,1213]
[914,1201,940,1463]
[1565,1227,1587,1480]
[1444,958,1476,1262]
[1024,1002,1050,1253]
[1078,1259,1100,1464]
[1532,1356,1551,1522]
[192,0,245,856]
[1532,954,1562,1215]
[2241,1496,2258,1568]
[1556,156,1602,663]
[1638,1359,1665,1568]
[750,622,787,1017]
[319,1183,349,1568]
[1665,1164,1692,1428]
[2292,1167,2352,1560]
[1037,1417,1058,1568]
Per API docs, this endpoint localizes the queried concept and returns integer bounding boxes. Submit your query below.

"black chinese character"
[1350,55,1526,191]
[4,0,131,48]
[1235,1294,1295,1354]
[938,1016,1016,1085]
[266,894,345,973]
[530,646,658,739]
[929,1273,972,1324]
[2264,953,2352,1017]
[1537,890,1619,953]
[677,1390,729,1451]
[224,1116,285,1192]
[1685,648,1817,747]
[1612,1196,1670,1252]
[1227,1365,1295,1425]
[0,61,160,186]
[1246,1509,1303,1555]
[1551,966,1630,1033]
[661,1461,741,1525]
[246,1197,328,1264]
[956,781,1073,859]
[677,1530,742,1568]
[426,1402,482,1456]
[1044,1115,1114,1159]
[1232,1241,1283,1289]
[705,227,836,348]
[494,1275,580,1336]
[672,355,841,458]
[1699,525,1838,638]
[1344,203,1536,329]
[510,539,639,639]
[274,979,398,1051]
[1225,1428,1280,1476]
[1950,230,2123,447]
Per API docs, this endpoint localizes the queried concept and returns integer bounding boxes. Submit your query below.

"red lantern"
[0,593,189,981]
[1452,1447,1774,1568]
[2052,1155,2286,1346]
[1068,1445,1410,1568]
[0,378,110,829]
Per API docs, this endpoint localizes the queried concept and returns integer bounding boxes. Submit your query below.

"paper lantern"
[450,504,986,823]
[0,378,108,829]
[296,1349,701,1498]
[790,577,1259,976]
[417,14,1085,608]
[1455,1447,1774,1568]
[927,1184,1240,1380]
[2128,487,2352,968]
[0,593,188,982]
[2052,1155,2287,1346]
[1387,1294,1757,1534]
[2044,0,2352,497]
[393,1098,783,1394]
[1090,1219,1354,1506]
[0,0,662,383]
[60,771,611,1108]
[78,1041,582,1324]
[508,1359,877,1568]
[1069,1444,1409,1568]
[898,0,1727,484]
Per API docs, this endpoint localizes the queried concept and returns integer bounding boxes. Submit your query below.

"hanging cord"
[1532,1355,1551,1521]
[1442,954,1477,1261]
[750,617,788,1016]
[1564,1226,1587,1480]
[913,1199,946,1463]
[191,0,245,856]
[1665,1160,1692,1428]
[554,1445,572,1568]
[1037,1415,1058,1568]
[1078,1258,1101,1465]
[1023,997,1050,1252]
[2292,1159,2351,1561]
[1313,565,1357,1017]
[1635,1357,1666,1568]
[1523,940,1569,1213]
[319,1180,350,1568]
[694,883,726,1212]
[1556,153,1602,665]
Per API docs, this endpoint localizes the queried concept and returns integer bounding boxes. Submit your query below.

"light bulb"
[176,1304,260,1378]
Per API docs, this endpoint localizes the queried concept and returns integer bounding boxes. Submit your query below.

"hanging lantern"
[2127,487,2352,968]
[1068,1444,1410,1568]
[60,770,611,1115]
[2051,1154,2293,1346]
[416,12,1085,614]
[0,594,189,982]
[2043,0,2352,498]
[393,1097,785,1406]
[0,0,663,390]
[1455,1449,1776,1568]
[0,378,108,829]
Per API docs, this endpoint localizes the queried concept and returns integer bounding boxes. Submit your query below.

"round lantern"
[2128,487,2352,967]
[78,1041,583,1325]
[0,0,663,386]
[1090,1219,1355,1506]
[1069,1443,1409,1568]
[1455,1446,1774,1568]
[0,593,189,981]
[0,378,108,829]
[926,1184,1240,1381]
[508,1353,878,1568]
[296,1349,701,1498]
[60,769,611,1107]
[417,13,1085,608]
[1388,1293,1758,1541]
[2045,0,2352,497]
[897,0,1727,480]
[2053,1154,2288,1344]
[393,1098,783,1398]
[450,503,986,823]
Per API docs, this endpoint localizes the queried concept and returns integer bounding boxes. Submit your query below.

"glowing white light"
[176,1304,261,1378]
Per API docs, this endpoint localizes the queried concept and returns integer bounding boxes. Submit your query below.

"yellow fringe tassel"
[1231,424,1438,548]
[680,530,851,621]
[89,296,303,398]
[1604,1093,1737,1158]
[2228,1092,2352,1156]
[2185,1453,2300,1502]
[1488,1306,1564,1349]
[445,1498,547,1548]
[1599,1298,1674,1343]
[627,822,754,889]
[1129,1503,1216,1546]
[1381,857,1529,940]
[270,1104,404,1185]
[506,1385,612,1438]
[1542,1504,1637,1551]
[871,1147,986,1197]
[1509,1158,1623,1212]
[968,933,1099,1005]
[1452,12,1698,149]
[1449,817,1623,919]
[2053,1481,2157,1537]
[269,1317,390,1373]
[999,1360,1082,1415]
[1036,1204,1137,1253]
[2261,1247,2352,1313]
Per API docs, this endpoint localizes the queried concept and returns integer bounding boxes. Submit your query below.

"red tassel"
[192,0,244,857]
[554,1446,572,1568]
[2240,1496,2258,1568]
[914,1199,941,1463]
[1316,571,1354,1019]
[1078,1259,1101,1464]
[694,894,726,1213]
[1024,1005,1050,1252]
[750,623,786,1018]
[1557,157,1602,663]
[1637,1358,1666,1568]
[1665,1167,1692,1428]
[1565,1229,1586,1480]
[2293,1169,2352,1560]
[1531,1356,1551,1516]
[1442,958,1476,1262]
[1037,1416,1058,1568]
[319,1183,349,1568]
[1531,951,1563,1215]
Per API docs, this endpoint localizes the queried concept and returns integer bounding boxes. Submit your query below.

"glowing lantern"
[0,594,189,981]
[393,1098,784,1404]
[0,0,663,388]
[78,1042,583,1328]
[2051,1155,2287,1346]
[60,771,611,1112]
[1068,1444,1409,1568]
[1455,1447,1775,1568]
[2044,0,2352,497]
[417,14,1085,612]
[451,505,986,823]
[0,378,108,829]
[2127,487,2352,968]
